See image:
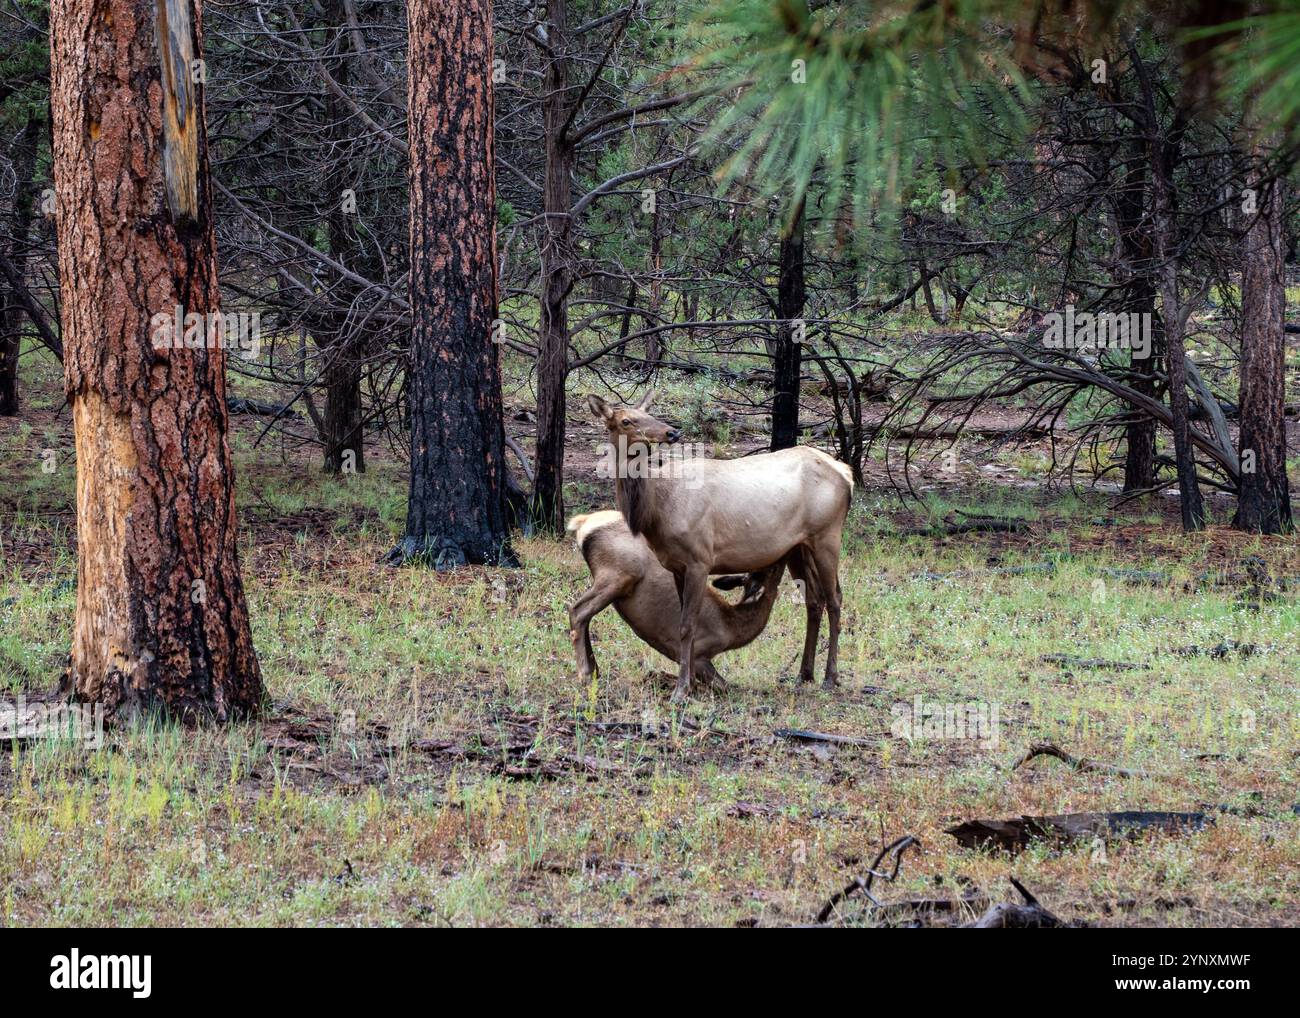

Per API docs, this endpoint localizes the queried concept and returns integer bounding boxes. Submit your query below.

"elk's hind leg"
[789,548,823,685]
[807,537,844,689]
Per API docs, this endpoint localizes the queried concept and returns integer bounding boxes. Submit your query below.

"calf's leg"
[695,659,728,693]
[568,577,629,683]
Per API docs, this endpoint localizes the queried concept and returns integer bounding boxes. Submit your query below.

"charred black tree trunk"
[532,0,574,534]
[644,196,663,372]
[320,0,367,475]
[771,200,805,451]
[1115,138,1158,492]
[393,0,518,568]
[0,112,40,416]
[617,276,637,363]
[1153,211,1204,529]
[321,339,365,474]
[1234,169,1293,533]
[1138,57,1203,530]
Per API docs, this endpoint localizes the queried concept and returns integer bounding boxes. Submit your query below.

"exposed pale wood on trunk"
[50,0,262,720]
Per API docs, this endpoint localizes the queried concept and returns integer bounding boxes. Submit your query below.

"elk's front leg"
[568,579,624,683]
[822,577,842,688]
[671,564,708,702]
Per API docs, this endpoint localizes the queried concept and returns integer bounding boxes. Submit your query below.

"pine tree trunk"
[1234,165,1293,533]
[1149,120,1204,530]
[322,349,365,474]
[1116,142,1157,493]
[919,258,943,324]
[532,0,573,534]
[1156,247,1204,531]
[617,277,637,362]
[644,197,663,370]
[0,112,40,416]
[49,0,262,720]
[320,0,366,475]
[771,201,804,451]
[395,0,518,567]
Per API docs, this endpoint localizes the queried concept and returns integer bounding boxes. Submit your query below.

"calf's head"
[712,568,778,605]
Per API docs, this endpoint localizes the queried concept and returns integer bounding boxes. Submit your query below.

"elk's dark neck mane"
[616,471,653,536]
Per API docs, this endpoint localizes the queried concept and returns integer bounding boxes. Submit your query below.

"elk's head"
[587,391,681,447]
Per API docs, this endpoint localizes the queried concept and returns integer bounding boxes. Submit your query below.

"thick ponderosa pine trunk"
[1234,167,1293,533]
[395,0,517,567]
[0,112,40,416]
[50,0,262,720]
[770,201,805,451]
[532,0,574,534]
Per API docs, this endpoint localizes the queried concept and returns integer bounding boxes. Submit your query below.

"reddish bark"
[50,0,262,720]
[1234,168,1293,533]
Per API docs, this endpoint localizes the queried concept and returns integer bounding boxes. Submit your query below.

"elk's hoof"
[669,684,691,704]
[822,676,841,690]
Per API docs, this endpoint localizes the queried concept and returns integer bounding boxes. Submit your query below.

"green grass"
[1,336,1297,927]
[2,449,1297,926]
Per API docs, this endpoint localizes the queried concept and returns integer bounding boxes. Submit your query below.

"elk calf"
[568,511,785,692]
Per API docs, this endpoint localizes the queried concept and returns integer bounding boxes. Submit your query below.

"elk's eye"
[621,419,630,426]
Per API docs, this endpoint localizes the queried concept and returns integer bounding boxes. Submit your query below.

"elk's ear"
[587,394,613,421]
[636,388,656,411]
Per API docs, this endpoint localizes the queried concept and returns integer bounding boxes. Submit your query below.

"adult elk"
[567,511,786,692]
[587,391,852,701]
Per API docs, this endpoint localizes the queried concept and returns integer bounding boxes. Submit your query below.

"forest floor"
[1,349,1298,927]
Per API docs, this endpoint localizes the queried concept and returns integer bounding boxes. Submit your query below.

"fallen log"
[964,878,1067,928]
[775,727,873,747]
[945,811,1211,853]
[1010,742,1147,778]
[941,512,1030,535]
[863,422,1052,440]
[1041,653,1145,671]
[227,397,300,418]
